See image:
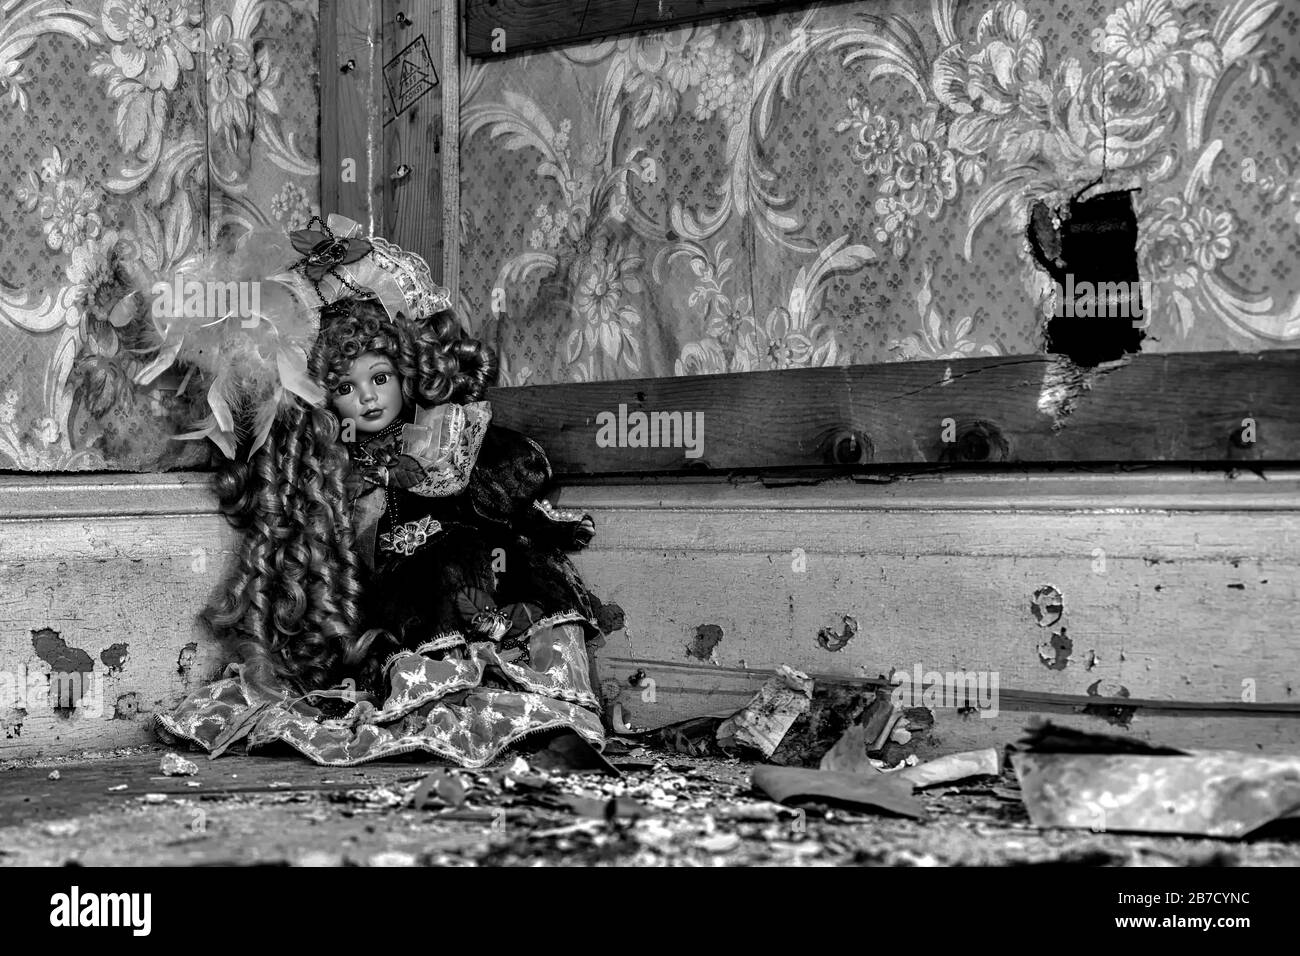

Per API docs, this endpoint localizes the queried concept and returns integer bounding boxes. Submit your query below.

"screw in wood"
[391,164,412,181]
[396,11,412,27]
[340,58,356,73]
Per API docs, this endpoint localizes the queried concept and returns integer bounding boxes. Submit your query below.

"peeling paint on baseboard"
[177,643,199,685]
[816,615,858,652]
[1030,585,1064,628]
[1082,679,1136,727]
[685,624,723,663]
[100,643,129,674]
[1037,627,1073,671]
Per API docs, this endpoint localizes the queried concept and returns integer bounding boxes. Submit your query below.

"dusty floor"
[1,743,1297,866]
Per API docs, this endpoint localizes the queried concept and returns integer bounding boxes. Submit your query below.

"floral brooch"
[378,515,442,556]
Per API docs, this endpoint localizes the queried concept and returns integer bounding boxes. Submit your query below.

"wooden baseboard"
[2,469,1298,758]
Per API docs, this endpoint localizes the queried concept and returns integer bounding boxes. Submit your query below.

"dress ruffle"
[156,619,603,768]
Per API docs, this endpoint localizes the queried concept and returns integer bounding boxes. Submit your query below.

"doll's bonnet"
[140,214,453,459]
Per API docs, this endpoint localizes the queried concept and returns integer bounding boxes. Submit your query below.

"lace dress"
[156,401,606,768]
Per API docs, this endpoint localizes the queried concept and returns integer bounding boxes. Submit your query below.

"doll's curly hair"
[200,296,497,696]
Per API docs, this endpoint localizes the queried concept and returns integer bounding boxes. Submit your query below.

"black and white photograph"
[0,0,1296,916]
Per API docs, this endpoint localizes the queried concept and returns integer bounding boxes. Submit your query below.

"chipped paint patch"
[100,643,129,674]
[1085,649,1100,671]
[816,615,858,652]
[177,643,199,685]
[1037,627,1073,670]
[685,624,723,662]
[1082,679,1136,727]
[31,628,94,712]
[113,693,140,719]
[1030,585,1064,628]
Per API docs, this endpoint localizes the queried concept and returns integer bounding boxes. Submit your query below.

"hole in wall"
[1028,188,1146,367]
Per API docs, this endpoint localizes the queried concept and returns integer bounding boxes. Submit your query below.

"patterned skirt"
[155,615,604,768]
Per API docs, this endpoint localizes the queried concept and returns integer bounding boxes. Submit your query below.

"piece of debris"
[186,780,202,788]
[143,793,168,804]
[716,665,814,758]
[1015,720,1185,755]
[160,752,199,776]
[411,769,468,809]
[696,832,741,854]
[520,729,622,776]
[107,784,127,792]
[47,770,60,781]
[898,748,1001,790]
[752,765,924,819]
[297,851,343,867]
[43,821,80,837]
[819,723,876,774]
[1012,720,1300,838]
[1013,750,1300,838]
[368,851,418,867]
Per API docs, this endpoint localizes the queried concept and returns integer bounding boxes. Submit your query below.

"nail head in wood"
[940,419,1010,463]
[818,426,874,466]
[340,58,356,73]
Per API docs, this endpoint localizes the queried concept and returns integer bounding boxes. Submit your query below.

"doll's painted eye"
[374,372,390,385]
[335,383,353,396]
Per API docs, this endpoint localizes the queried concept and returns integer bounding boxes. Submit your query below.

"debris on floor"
[3,716,1298,866]
[160,752,199,776]
[715,665,814,758]
[1012,721,1300,838]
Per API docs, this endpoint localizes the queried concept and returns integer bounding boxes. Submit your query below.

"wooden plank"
[489,351,1300,474]
[320,0,386,231]
[464,0,841,57]
[381,0,444,276]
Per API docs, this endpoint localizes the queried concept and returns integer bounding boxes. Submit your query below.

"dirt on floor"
[2,742,1298,866]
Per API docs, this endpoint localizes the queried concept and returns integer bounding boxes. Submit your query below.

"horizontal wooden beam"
[488,351,1300,475]
[464,0,836,57]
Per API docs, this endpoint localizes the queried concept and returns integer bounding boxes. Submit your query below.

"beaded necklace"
[347,419,405,530]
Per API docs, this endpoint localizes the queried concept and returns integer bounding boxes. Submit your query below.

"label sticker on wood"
[384,34,439,125]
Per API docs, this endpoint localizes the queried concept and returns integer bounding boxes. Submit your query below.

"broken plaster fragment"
[160,752,198,776]
[47,770,61,781]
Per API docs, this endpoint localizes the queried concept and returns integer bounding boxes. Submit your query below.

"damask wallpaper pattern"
[0,0,320,471]
[457,0,1300,387]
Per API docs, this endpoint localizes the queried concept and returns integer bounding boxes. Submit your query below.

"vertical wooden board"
[381,0,445,274]
[320,0,385,229]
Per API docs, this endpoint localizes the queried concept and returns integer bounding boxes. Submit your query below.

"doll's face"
[330,350,403,435]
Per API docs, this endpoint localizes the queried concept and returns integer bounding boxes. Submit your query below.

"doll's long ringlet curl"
[199,297,498,694]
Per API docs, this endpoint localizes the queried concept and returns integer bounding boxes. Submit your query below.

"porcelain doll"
[154,219,605,767]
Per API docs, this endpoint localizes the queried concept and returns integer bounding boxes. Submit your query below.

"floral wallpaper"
[458,0,1300,387]
[0,0,320,471]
